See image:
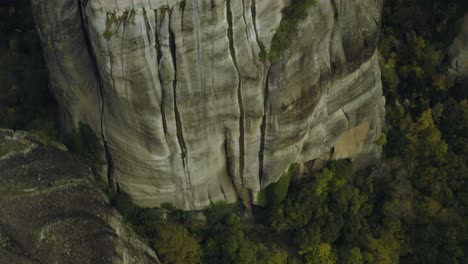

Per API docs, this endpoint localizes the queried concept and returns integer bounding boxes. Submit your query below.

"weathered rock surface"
[0,130,159,264]
[32,0,385,209]
[449,13,468,82]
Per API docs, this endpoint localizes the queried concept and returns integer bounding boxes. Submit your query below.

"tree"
[154,223,201,264]
[405,109,448,166]
[112,192,137,221]
[299,243,336,264]
[204,214,287,264]
[340,247,363,264]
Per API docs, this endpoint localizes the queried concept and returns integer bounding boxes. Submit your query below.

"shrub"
[267,0,316,63]
[65,122,104,175]
[203,215,287,264]
[256,164,295,207]
[112,192,137,221]
[204,201,242,225]
[154,223,202,264]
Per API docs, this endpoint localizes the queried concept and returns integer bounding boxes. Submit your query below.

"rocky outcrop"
[32,0,385,209]
[449,13,468,82]
[0,130,159,264]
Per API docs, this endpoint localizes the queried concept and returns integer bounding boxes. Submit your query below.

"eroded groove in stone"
[258,67,270,188]
[169,10,190,191]
[33,0,386,210]
[250,0,263,55]
[154,11,169,135]
[226,0,245,185]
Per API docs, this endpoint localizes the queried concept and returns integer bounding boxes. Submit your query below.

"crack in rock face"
[32,0,385,210]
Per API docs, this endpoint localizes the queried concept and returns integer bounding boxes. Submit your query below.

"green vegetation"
[106,192,200,264]
[130,1,466,263]
[257,163,295,206]
[203,210,288,264]
[2,0,467,263]
[64,122,104,175]
[376,0,468,263]
[154,223,202,264]
[107,194,288,264]
[108,192,201,264]
[103,12,118,40]
[266,0,316,63]
[103,9,137,40]
[267,160,383,264]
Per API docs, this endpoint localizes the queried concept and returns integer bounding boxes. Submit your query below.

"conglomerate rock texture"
[0,130,159,264]
[32,0,385,209]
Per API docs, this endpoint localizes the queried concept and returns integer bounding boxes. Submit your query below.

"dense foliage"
[143,1,466,263]
[256,163,295,206]
[375,0,468,262]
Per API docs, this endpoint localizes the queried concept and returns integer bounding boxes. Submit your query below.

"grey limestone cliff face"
[0,130,159,264]
[32,0,385,210]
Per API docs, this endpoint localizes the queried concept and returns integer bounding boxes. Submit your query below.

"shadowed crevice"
[258,67,271,187]
[169,9,191,191]
[78,0,115,189]
[226,0,245,185]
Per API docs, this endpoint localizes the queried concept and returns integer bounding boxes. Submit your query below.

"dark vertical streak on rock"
[226,0,245,184]
[258,68,270,187]
[342,109,350,124]
[223,130,232,181]
[251,0,263,51]
[220,186,228,201]
[329,0,338,76]
[191,0,204,90]
[169,9,191,188]
[103,140,115,189]
[154,11,168,134]
[240,0,253,56]
[223,128,240,202]
[119,13,129,97]
[180,0,186,31]
[78,0,115,189]
[154,11,162,63]
[207,192,213,204]
[143,9,152,47]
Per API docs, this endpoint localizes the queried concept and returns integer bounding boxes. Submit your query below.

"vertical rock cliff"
[32,0,385,210]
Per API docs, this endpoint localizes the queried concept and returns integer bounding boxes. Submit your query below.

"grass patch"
[266,0,316,63]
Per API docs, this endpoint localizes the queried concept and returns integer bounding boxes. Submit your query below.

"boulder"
[0,129,159,264]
